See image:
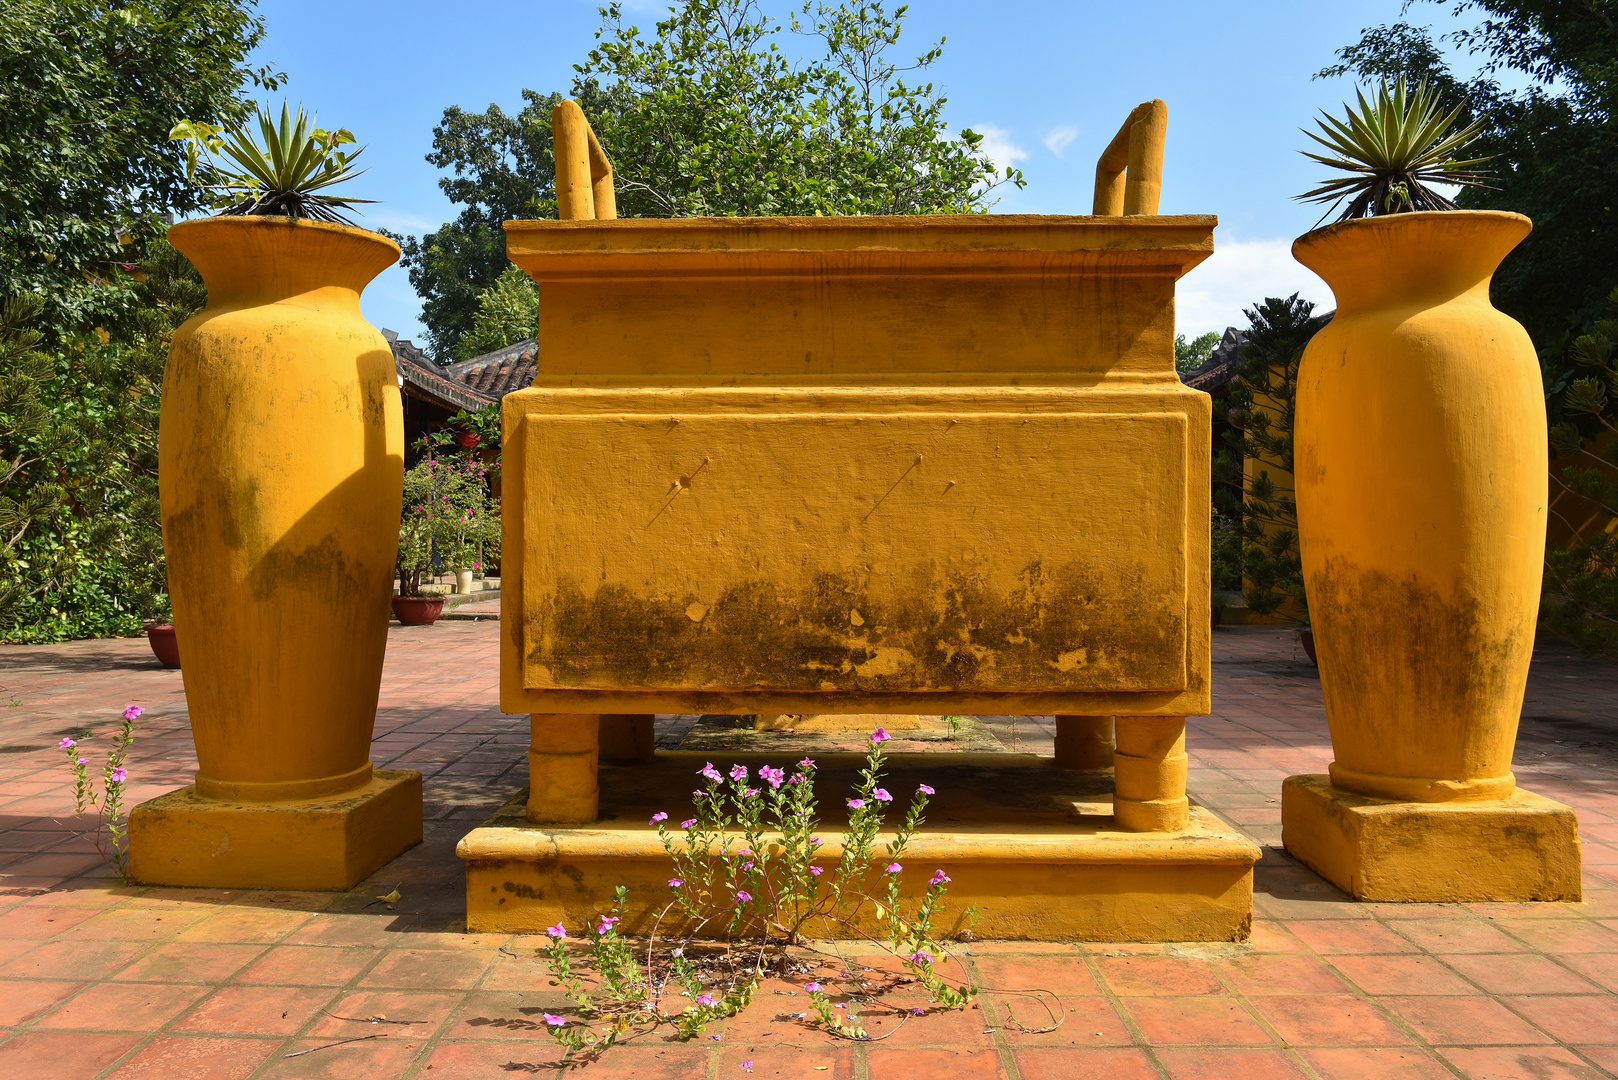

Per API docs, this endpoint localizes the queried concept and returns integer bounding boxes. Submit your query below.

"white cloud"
[1176,237,1335,338]
[974,124,1028,172]
[1043,124,1078,157]
[361,208,441,234]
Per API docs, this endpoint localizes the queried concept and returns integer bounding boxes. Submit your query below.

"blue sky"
[247,0,1478,347]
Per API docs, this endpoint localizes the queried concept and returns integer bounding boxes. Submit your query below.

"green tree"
[0,242,204,642]
[0,0,281,336]
[1175,331,1219,375]
[392,90,571,359]
[1542,287,1618,657]
[397,0,1022,360]
[455,265,540,360]
[1216,295,1328,622]
[1320,1,1617,344]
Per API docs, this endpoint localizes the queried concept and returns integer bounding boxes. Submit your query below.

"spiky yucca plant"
[170,103,373,224]
[1298,77,1491,224]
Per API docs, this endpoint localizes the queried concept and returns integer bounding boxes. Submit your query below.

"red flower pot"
[1300,628,1317,666]
[458,432,481,449]
[392,596,445,625]
[145,622,181,668]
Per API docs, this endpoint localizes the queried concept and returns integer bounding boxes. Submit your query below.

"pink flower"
[669,878,683,888]
[77,757,87,765]
[744,787,759,797]
[109,768,128,783]
[847,799,864,809]
[805,981,822,992]
[909,1007,926,1015]
[699,762,722,782]
[885,862,902,873]
[697,992,715,1006]
[543,1012,565,1026]
[929,869,951,885]
[741,860,754,871]
[798,757,815,769]
[595,915,619,934]
[909,950,932,964]
[759,765,785,789]
[873,788,892,803]
[740,1061,753,1072]
[680,818,697,829]
[729,763,749,783]
[870,727,891,744]
[809,866,823,876]
[918,783,935,795]
[58,737,76,749]
[735,890,752,903]
[811,836,822,846]
[122,705,143,721]
[650,812,668,824]
[545,923,566,939]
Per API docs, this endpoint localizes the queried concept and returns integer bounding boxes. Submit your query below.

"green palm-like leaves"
[170,102,373,224]
[1298,77,1492,224]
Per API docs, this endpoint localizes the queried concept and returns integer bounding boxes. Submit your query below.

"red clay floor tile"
[1122,996,1275,1046]
[1380,995,1553,1046]
[411,1039,569,1080]
[1222,954,1352,996]
[867,1046,1008,1080]
[0,1029,144,1079]
[1439,1045,1612,1080]
[1013,1047,1161,1080]
[0,977,83,1025]
[108,942,266,983]
[1247,994,1415,1047]
[1440,951,1603,995]
[35,980,211,1031]
[1300,1046,1460,1080]
[1327,954,1481,996]
[1095,955,1224,996]
[1287,920,1423,955]
[1154,1047,1309,1080]
[1501,995,1618,1044]
[105,1035,282,1080]
[172,983,339,1036]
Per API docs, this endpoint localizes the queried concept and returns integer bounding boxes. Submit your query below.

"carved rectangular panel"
[524,411,1188,693]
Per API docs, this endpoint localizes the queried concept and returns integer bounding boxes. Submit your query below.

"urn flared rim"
[1293,208,1531,256]
[168,213,401,259]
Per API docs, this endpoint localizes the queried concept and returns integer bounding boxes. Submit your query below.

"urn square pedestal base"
[130,769,423,891]
[457,752,1259,941]
[1281,774,1582,903]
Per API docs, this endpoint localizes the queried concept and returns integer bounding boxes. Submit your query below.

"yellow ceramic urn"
[130,216,422,890]
[1282,210,1581,902]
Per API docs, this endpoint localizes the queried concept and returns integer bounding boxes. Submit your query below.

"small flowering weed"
[59,704,142,882]
[533,727,987,1058]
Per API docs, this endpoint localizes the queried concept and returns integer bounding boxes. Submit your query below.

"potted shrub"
[1290,79,1543,802]
[157,105,406,805]
[393,451,500,624]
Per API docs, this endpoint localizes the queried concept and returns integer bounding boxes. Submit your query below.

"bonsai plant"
[1296,77,1490,224]
[394,451,500,624]
[1287,77,1546,826]
[142,101,417,892]
[171,102,374,223]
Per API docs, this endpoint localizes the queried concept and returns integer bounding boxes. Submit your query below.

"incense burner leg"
[528,714,600,824]
[1114,716,1189,832]
[600,714,657,762]
[1055,715,1115,770]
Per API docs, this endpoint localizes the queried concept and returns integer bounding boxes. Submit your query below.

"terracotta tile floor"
[2,623,1617,1078]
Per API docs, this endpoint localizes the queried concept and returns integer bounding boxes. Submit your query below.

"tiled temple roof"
[443,339,538,398]
[388,333,497,414]
[1182,327,1243,394]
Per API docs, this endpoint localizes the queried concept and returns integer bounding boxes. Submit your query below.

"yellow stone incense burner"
[460,101,1260,940]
